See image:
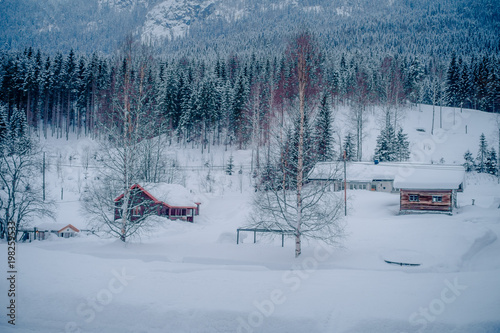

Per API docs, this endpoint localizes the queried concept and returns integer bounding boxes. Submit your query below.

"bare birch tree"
[82,37,163,242]
[249,32,345,257]
[249,138,345,256]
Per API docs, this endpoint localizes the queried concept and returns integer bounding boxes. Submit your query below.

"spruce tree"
[226,154,234,175]
[395,128,410,162]
[485,148,498,176]
[457,58,470,109]
[463,150,475,172]
[446,53,460,107]
[476,133,488,173]
[343,132,356,161]
[314,94,334,162]
[374,116,397,162]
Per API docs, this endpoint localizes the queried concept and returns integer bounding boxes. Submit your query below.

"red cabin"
[114,183,200,223]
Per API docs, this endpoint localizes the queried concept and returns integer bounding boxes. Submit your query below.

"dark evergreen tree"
[445,53,460,107]
[476,133,488,173]
[314,94,334,162]
[457,57,471,109]
[231,74,249,148]
[486,61,500,113]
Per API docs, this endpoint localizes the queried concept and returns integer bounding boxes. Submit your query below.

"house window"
[432,196,443,203]
[132,207,141,217]
[409,194,419,202]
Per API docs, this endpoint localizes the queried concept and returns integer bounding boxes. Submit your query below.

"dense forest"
[0,40,499,145]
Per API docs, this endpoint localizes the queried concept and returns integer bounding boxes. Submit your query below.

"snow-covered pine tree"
[343,132,356,161]
[395,128,410,162]
[374,113,397,162]
[485,148,498,176]
[476,133,488,173]
[463,150,475,172]
[226,154,234,175]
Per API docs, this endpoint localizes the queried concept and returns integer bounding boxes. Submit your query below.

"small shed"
[32,223,80,240]
[58,224,80,238]
[114,183,201,223]
[393,166,465,214]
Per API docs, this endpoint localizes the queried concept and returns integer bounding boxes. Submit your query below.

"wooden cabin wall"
[400,190,453,212]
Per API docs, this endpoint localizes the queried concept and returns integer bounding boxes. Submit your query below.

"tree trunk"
[296,52,306,258]
[431,104,435,135]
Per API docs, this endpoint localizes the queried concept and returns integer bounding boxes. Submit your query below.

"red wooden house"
[114,183,201,223]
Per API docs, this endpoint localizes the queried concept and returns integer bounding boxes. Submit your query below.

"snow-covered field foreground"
[1,172,500,333]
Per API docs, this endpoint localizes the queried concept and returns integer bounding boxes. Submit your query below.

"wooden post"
[254,230,256,243]
[282,233,285,247]
[42,152,46,201]
[344,150,347,216]
[236,229,240,244]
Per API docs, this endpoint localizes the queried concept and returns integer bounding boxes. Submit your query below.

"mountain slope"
[1,0,498,59]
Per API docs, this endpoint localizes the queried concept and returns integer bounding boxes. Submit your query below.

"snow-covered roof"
[309,162,414,182]
[34,223,80,232]
[393,166,465,190]
[309,162,465,189]
[140,183,199,208]
[307,162,343,180]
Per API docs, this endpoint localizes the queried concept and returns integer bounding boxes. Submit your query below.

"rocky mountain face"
[141,0,218,41]
[0,0,498,58]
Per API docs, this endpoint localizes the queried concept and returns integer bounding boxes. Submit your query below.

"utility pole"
[344,150,347,216]
[42,152,45,201]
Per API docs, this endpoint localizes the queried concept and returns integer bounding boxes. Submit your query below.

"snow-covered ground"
[1,105,499,332]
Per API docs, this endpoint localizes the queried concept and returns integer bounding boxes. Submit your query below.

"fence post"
[254,230,256,243]
[237,229,240,244]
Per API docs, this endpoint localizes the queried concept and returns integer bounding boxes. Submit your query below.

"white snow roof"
[309,162,465,189]
[34,223,79,232]
[307,162,343,180]
[393,166,465,190]
[140,183,199,208]
[309,162,414,182]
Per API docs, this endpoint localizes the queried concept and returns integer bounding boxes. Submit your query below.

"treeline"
[0,44,499,146]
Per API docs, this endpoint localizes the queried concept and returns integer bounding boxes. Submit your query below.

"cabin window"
[432,196,443,203]
[409,194,419,202]
[132,207,141,217]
